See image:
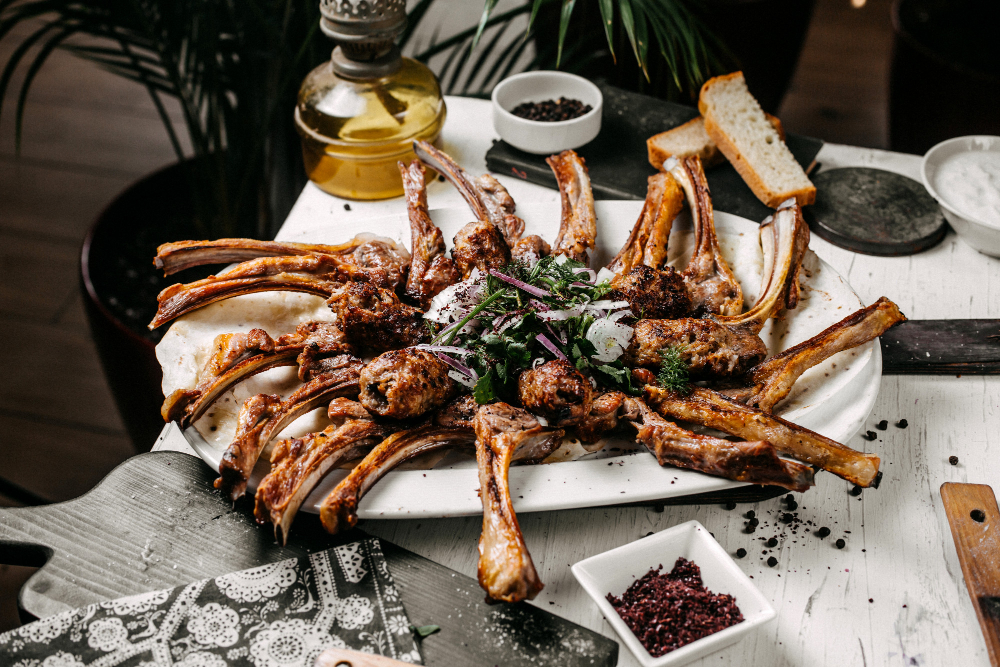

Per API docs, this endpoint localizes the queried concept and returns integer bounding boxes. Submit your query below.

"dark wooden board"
[803,168,947,256]
[485,84,824,223]
[0,452,617,667]
[881,319,1000,374]
[941,483,1000,666]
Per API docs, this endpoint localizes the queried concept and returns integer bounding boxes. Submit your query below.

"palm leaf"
[556,0,577,68]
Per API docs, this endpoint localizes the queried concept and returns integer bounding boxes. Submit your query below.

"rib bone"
[474,402,565,603]
[629,399,814,492]
[645,385,880,487]
[400,160,460,309]
[548,150,597,265]
[668,156,743,317]
[608,172,684,274]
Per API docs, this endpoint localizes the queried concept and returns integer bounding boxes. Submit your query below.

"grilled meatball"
[609,265,692,320]
[359,348,457,419]
[624,318,767,380]
[453,221,511,279]
[518,359,593,428]
[327,281,428,354]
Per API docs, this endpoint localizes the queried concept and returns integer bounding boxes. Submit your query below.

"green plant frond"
[555,0,577,68]
[617,0,641,67]
[472,0,499,49]
[597,0,615,61]
[462,18,511,95]
[526,0,545,34]
[412,3,530,63]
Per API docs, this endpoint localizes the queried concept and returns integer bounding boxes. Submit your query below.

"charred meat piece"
[608,172,684,274]
[548,150,597,264]
[626,318,767,380]
[153,235,406,276]
[327,281,428,354]
[628,399,814,492]
[216,360,363,500]
[645,385,881,487]
[609,266,693,320]
[359,348,457,419]
[400,160,460,309]
[714,201,810,334]
[511,235,551,266]
[725,297,906,412]
[255,407,387,544]
[435,394,480,430]
[668,156,743,317]
[518,359,593,428]
[452,220,512,279]
[475,402,565,603]
[319,424,476,535]
[574,391,641,444]
[413,140,525,245]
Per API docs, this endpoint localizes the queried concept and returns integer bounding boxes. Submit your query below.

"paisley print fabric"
[0,538,421,666]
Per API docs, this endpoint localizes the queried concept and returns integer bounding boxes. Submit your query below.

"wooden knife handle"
[941,482,1000,666]
[314,648,414,667]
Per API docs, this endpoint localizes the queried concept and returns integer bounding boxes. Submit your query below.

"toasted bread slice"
[647,114,786,171]
[698,72,815,207]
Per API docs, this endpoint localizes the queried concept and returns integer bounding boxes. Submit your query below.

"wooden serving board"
[0,452,617,667]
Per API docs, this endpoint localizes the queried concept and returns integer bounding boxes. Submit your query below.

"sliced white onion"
[585,318,634,362]
[535,415,549,427]
[585,300,630,311]
[415,344,473,356]
[424,271,483,323]
[532,357,546,368]
[448,370,476,388]
[595,266,617,284]
[608,309,634,323]
[537,305,585,321]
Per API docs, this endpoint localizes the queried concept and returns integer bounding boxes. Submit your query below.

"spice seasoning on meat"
[606,558,744,657]
[511,97,593,122]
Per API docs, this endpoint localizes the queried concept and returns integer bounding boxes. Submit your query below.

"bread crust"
[647,112,787,176]
[699,73,815,208]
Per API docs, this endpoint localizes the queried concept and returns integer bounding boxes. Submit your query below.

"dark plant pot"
[890,0,1000,154]
[80,162,202,451]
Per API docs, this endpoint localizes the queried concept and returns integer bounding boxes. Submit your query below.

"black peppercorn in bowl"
[492,71,602,154]
[572,520,776,666]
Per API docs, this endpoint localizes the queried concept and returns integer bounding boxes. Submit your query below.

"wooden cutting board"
[0,452,617,667]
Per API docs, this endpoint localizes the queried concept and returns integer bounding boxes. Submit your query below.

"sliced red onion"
[529,298,551,312]
[571,282,592,288]
[572,267,597,283]
[489,269,551,297]
[535,333,567,360]
[542,321,561,344]
[416,344,473,356]
[435,352,479,383]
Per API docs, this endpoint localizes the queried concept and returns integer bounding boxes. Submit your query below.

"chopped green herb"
[658,346,691,394]
[410,624,441,639]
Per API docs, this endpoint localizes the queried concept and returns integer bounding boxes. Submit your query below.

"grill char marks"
[359,348,457,420]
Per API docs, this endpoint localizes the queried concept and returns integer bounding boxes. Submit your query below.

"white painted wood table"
[155,97,1000,666]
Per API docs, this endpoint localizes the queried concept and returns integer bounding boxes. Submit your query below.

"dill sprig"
[658,346,691,394]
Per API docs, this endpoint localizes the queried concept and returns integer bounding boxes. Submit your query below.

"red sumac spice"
[606,558,743,657]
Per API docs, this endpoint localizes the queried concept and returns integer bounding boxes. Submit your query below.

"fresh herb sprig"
[658,346,691,394]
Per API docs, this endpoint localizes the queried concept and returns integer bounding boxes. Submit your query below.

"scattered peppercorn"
[766,537,778,548]
[949,455,959,466]
[780,513,794,524]
[876,419,888,430]
[724,501,737,510]
[511,97,593,122]
[816,527,831,539]
[971,509,986,523]
[835,539,846,549]
[735,548,747,558]
[745,510,756,519]
[606,558,743,657]
[896,419,908,429]
[745,519,759,534]
[786,499,798,511]
[869,598,874,603]
[850,485,863,497]
[343,203,351,211]
[862,430,877,441]
[767,556,778,567]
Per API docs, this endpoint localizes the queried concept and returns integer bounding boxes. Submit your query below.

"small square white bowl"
[571,520,775,667]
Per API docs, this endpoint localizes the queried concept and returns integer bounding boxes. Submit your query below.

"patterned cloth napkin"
[0,538,422,666]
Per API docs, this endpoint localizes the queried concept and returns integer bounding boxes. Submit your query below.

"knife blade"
[881,319,1000,374]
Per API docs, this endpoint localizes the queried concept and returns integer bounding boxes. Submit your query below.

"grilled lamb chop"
[162,323,355,427]
[254,399,389,544]
[668,156,743,317]
[413,140,525,245]
[452,220,512,279]
[358,348,457,419]
[327,281,428,354]
[608,172,684,274]
[723,297,906,412]
[608,266,693,321]
[400,160,460,309]
[474,402,565,603]
[319,424,476,535]
[518,359,593,428]
[644,385,881,487]
[216,360,363,500]
[153,235,405,276]
[511,235,551,265]
[548,150,597,264]
[628,399,814,492]
[574,391,641,444]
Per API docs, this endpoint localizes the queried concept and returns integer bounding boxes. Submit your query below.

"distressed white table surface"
[156,97,1000,666]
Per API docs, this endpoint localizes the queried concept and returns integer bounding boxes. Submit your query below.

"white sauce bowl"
[491,71,602,155]
[921,135,1000,257]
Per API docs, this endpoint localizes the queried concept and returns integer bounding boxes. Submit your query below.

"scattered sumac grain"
[511,97,593,122]
[606,558,743,657]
